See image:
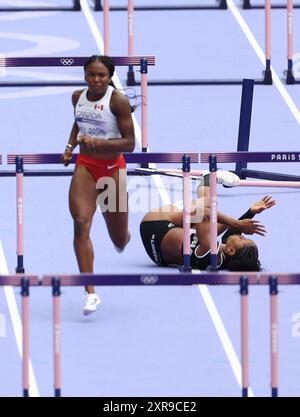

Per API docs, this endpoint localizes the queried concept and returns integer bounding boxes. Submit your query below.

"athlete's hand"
[236,219,267,236]
[250,195,276,214]
[61,149,73,167]
[77,134,95,150]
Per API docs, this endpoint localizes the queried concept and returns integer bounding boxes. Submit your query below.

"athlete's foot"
[114,232,131,253]
[198,171,240,193]
[83,292,101,316]
[216,171,240,187]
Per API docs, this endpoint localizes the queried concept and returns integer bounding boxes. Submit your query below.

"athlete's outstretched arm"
[221,196,276,242]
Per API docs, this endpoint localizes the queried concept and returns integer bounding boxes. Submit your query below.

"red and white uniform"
[75,86,126,180]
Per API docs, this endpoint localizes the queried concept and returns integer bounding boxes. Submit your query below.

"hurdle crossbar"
[242,0,300,9]
[2,170,300,187]
[95,0,227,11]
[134,167,300,187]
[130,79,271,86]
[200,151,300,163]
[0,0,81,12]
[239,180,300,187]
[0,56,155,89]
[2,168,299,185]
[7,153,199,165]
[0,272,286,286]
[239,168,300,182]
[8,151,300,165]
[0,56,155,68]
[0,170,74,177]
[0,275,39,286]
[0,272,298,287]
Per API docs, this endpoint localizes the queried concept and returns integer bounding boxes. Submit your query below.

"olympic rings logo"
[140,275,159,285]
[60,58,75,66]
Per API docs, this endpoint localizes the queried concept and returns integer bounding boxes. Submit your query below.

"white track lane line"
[0,240,40,397]
[81,0,252,395]
[227,0,300,125]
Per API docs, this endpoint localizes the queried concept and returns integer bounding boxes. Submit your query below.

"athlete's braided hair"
[84,55,140,113]
[226,244,261,271]
[84,55,116,87]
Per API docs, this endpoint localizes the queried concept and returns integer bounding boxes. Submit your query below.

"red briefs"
[76,153,126,181]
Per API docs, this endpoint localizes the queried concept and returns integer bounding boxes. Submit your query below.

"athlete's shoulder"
[72,89,85,107]
[110,89,131,113]
[111,88,129,103]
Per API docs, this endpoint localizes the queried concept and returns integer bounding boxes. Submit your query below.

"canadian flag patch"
[95,104,104,110]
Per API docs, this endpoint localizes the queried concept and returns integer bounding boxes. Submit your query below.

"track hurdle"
[0,272,294,396]
[5,152,198,274]
[95,0,228,11]
[199,151,300,272]
[134,167,300,186]
[284,0,300,84]
[242,1,300,84]
[6,151,300,274]
[0,55,154,156]
[100,1,272,85]
[235,79,300,181]
[0,275,39,397]
[242,0,300,9]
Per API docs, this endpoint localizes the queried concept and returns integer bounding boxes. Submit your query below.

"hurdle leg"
[127,0,136,86]
[52,278,62,397]
[286,0,295,84]
[242,0,252,9]
[74,0,81,10]
[263,0,272,84]
[21,278,30,397]
[16,156,25,273]
[181,155,191,272]
[269,276,279,397]
[207,154,218,271]
[219,0,227,9]
[240,276,249,397]
[94,0,101,11]
[235,79,254,177]
[140,58,149,167]
[103,0,110,55]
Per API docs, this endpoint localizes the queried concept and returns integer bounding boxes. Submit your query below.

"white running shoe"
[216,171,240,187]
[83,293,101,316]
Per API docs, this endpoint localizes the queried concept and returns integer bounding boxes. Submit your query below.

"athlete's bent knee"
[73,218,92,239]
